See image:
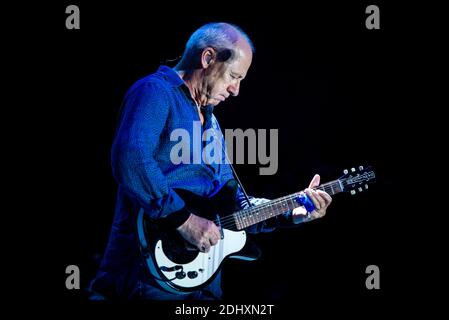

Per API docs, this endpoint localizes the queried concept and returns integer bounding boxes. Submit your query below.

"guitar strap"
[204,104,254,208]
[224,149,254,208]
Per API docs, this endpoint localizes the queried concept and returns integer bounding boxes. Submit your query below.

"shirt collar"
[157,65,185,87]
[157,65,215,116]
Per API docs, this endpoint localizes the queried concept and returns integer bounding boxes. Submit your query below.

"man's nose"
[227,82,240,97]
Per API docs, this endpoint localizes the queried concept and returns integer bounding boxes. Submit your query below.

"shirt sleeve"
[111,80,190,228]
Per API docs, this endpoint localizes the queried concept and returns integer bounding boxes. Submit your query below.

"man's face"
[201,41,252,106]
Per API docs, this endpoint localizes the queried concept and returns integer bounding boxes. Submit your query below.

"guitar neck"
[232,180,343,230]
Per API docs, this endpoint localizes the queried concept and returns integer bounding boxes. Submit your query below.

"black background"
[9,0,436,316]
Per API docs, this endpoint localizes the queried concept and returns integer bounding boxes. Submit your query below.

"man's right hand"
[176,213,221,253]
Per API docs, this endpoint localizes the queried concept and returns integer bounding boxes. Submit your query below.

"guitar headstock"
[339,166,376,195]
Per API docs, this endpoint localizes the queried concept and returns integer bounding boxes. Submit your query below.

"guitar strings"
[213,182,343,229]
[218,179,371,229]
[216,183,339,225]
[214,177,370,229]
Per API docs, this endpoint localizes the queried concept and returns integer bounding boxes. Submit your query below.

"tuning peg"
[359,165,364,170]
[365,184,368,189]
[358,187,363,192]
[351,167,356,172]
[343,169,348,174]
[350,190,356,195]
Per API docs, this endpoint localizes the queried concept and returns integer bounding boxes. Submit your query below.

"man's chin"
[208,99,222,106]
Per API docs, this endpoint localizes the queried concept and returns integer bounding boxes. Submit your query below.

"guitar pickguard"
[153,228,247,290]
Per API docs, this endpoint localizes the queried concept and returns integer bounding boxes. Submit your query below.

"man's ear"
[201,47,216,68]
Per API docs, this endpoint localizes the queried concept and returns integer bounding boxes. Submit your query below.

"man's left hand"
[292,174,332,223]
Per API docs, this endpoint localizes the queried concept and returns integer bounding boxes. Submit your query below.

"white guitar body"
[137,209,256,294]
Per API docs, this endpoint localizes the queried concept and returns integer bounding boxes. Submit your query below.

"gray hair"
[175,22,254,70]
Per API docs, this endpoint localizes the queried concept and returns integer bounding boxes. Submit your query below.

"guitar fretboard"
[232,180,343,230]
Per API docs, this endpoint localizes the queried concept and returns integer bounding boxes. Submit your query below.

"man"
[89,22,332,300]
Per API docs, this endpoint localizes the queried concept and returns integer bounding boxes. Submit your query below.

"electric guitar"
[136,166,376,294]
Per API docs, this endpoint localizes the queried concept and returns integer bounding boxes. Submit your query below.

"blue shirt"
[91,66,290,299]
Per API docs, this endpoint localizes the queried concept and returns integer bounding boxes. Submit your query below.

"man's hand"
[177,213,221,253]
[292,174,332,223]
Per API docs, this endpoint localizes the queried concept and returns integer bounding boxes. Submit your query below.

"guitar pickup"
[216,214,224,239]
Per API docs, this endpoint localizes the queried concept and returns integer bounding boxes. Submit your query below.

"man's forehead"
[230,46,252,76]
[234,36,253,58]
